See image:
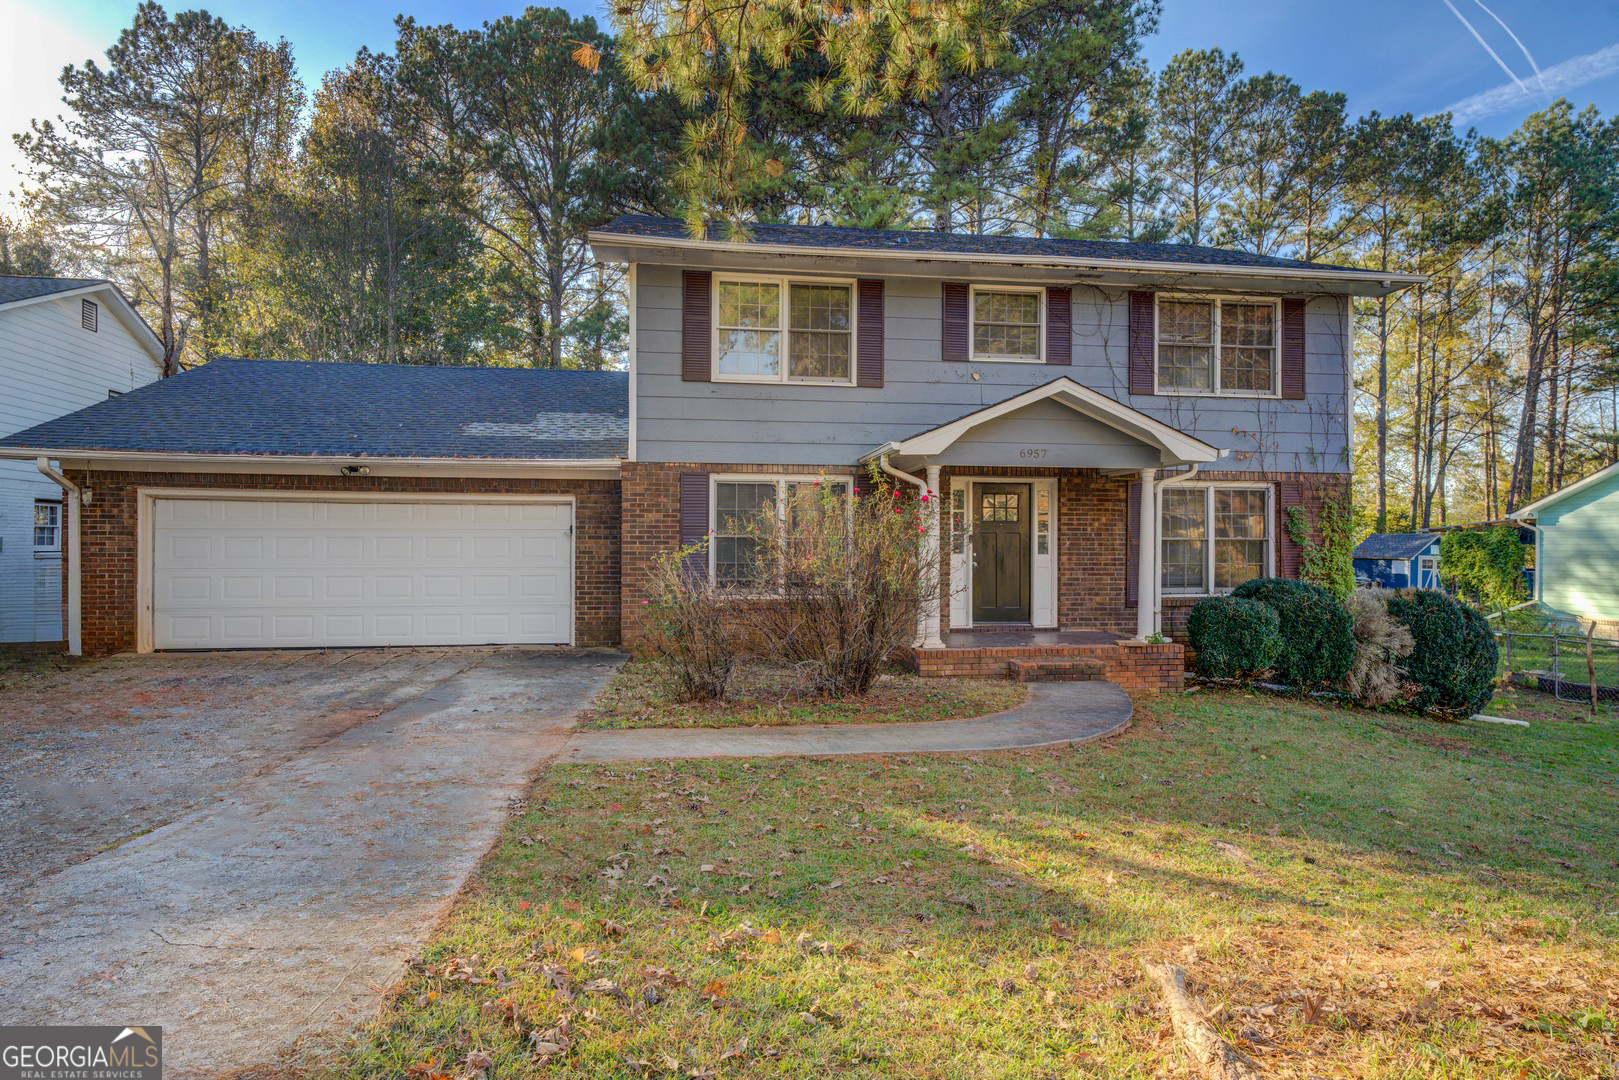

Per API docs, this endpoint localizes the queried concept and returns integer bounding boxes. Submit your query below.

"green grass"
[579,663,1027,730]
[324,686,1618,1078]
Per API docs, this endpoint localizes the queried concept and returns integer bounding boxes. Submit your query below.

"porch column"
[1135,467,1157,640]
[922,464,945,648]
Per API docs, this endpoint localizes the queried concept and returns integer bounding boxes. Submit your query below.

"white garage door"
[150,497,572,649]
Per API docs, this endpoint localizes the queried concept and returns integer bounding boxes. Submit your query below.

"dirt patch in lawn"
[579,662,1027,730]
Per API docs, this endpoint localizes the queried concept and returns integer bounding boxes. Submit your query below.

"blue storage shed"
[1352,533,1442,589]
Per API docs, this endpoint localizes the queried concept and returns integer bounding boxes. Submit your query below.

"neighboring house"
[1513,461,1619,637]
[0,276,164,645]
[1352,533,1442,590]
[0,217,1420,684]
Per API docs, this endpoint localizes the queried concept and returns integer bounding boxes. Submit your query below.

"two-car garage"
[146,494,576,650]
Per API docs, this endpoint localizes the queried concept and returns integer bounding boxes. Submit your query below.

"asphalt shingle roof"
[594,214,1365,274]
[0,275,107,305]
[0,357,629,460]
[1353,533,1440,560]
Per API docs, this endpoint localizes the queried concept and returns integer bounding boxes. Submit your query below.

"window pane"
[717,329,781,377]
[714,536,764,589]
[972,291,1040,359]
[717,281,780,329]
[1163,540,1206,591]
[1159,300,1213,343]
[1162,489,1206,592]
[1214,490,1267,539]
[1220,346,1273,393]
[1214,539,1265,590]
[1162,489,1207,540]
[974,291,1039,325]
[1220,302,1274,347]
[788,331,850,380]
[789,284,850,331]
[716,481,776,532]
[1158,344,1213,390]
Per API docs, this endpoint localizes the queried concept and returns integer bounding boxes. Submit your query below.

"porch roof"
[861,377,1224,471]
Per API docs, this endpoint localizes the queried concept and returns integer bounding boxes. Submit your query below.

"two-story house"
[0,277,164,648]
[0,219,1418,687]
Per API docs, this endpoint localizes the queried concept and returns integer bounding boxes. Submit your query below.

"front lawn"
[579,663,1027,730]
[329,689,1617,1078]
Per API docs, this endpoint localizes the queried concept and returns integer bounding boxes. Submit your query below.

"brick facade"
[65,470,621,655]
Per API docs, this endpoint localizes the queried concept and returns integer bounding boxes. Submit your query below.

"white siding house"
[0,278,164,643]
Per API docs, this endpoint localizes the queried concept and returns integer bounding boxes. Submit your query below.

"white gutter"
[35,457,82,656]
[876,451,942,649]
[1150,463,1207,636]
[0,447,623,473]
[588,230,1430,291]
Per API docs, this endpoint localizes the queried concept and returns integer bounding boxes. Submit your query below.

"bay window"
[1160,486,1271,595]
[714,277,854,383]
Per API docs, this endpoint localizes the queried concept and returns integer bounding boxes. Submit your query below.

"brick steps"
[1007,658,1104,682]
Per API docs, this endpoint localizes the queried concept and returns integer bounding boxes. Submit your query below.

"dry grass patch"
[326,690,1618,1078]
[579,662,1027,730]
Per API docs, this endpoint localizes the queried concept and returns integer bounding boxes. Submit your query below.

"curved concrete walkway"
[560,678,1132,762]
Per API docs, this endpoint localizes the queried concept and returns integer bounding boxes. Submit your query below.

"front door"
[972,483,1032,623]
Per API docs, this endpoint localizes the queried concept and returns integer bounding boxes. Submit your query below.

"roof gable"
[0,276,166,369]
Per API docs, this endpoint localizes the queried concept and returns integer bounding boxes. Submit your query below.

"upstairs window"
[970,287,1043,362]
[34,500,61,551]
[1156,297,1278,396]
[1161,486,1271,595]
[714,277,854,384]
[81,298,99,332]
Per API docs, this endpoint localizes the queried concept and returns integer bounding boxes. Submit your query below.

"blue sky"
[5,0,1618,207]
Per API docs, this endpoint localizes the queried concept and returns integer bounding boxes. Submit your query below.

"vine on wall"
[1284,497,1358,601]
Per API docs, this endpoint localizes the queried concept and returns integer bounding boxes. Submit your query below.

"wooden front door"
[972,483,1032,623]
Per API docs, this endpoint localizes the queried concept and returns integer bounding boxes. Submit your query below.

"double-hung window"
[711,477,850,590]
[1161,486,1270,595]
[970,286,1043,362]
[714,277,854,383]
[33,500,61,552]
[1155,296,1279,396]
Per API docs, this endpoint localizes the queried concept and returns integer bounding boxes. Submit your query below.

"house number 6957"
[1019,448,1048,459]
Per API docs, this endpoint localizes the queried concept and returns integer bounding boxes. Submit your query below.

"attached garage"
[145,494,574,649]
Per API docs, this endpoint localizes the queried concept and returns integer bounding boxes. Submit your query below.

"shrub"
[1186,596,1282,679]
[1440,525,1527,611]
[1344,588,1415,707]
[1384,588,1500,716]
[1230,577,1355,688]
[637,542,739,703]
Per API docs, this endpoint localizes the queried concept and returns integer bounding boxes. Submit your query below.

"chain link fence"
[1495,629,1619,703]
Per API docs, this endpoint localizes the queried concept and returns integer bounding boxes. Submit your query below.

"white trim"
[706,472,855,590]
[1152,294,1282,399]
[627,262,639,461]
[0,282,166,369]
[586,228,1429,293]
[0,447,621,479]
[1158,482,1275,598]
[868,376,1222,466]
[1511,460,1619,519]
[134,489,578,653]
[32,498,62,552]
[967,283,1045,364]
[710,272,858,386]
[952,476,1058,629]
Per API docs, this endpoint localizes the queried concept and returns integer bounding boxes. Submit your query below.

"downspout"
[878,452,943,649]
[1150,462,1206,637]
[35,457,82,656]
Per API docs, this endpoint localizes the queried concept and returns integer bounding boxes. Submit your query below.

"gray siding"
[633,264,1351,472]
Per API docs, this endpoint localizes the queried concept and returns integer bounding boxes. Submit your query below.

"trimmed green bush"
[1230,577,1355,688]
[1384,588,1499,715]
[1186,596,1283,679]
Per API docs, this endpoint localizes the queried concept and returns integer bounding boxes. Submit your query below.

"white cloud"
[0,0,106,213]
[1440,40,1619,126]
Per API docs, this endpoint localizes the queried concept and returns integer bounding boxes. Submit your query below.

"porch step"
[1007,658,1105,683]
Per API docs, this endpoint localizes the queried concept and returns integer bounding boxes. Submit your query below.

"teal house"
[1516,461,1619,637]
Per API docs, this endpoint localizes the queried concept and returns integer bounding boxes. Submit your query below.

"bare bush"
[1345,588,1415,707]
[636,542,739,702]
[730,473,936,697]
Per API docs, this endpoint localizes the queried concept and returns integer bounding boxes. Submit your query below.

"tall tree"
[1154,47,1247,246]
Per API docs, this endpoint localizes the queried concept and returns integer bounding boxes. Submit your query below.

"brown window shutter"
[1128,291,1155,394]
[853,469,875,499]
[679,471,710,582]
[1280,297,1306,400]
[682,270,712,382]
[857,279,885,387]
[1045,286,1071,365]
[1277,480,1304,578]
[941,282,969,361]
[1125,478,1141,607]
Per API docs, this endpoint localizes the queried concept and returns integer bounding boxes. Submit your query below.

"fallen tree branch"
[1139,960,1262,1080]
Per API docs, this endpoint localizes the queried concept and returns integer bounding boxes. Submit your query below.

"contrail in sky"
[1470,0,1545,90]
[1441,0,1530,95]
[1439,40,1619,125]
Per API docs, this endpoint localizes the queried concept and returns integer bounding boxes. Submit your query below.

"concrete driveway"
[0,646,622,1077]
